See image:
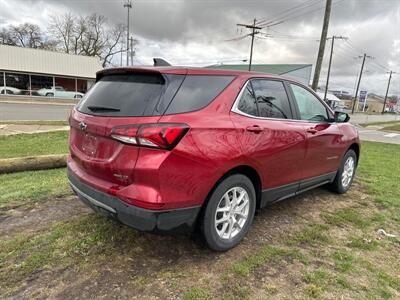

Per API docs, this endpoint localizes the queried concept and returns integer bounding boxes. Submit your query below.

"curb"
[0,100,76,106]
[0,127,69,136]
[0,154,67,174]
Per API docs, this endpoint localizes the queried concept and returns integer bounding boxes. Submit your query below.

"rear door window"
[251,79,292,119]
[165,75,234,114]
[236,83,258,116]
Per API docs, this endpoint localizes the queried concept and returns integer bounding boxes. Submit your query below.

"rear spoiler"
[153,58,171,66]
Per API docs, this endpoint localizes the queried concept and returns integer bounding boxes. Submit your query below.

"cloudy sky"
[1,0,399,95]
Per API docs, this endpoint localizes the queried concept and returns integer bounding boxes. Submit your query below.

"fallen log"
[0,154,68,174]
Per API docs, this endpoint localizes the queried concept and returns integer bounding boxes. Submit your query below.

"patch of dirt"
[0,195,91,240]
[2,182,397,299]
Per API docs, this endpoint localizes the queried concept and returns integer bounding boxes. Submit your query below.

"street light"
[123,0,132,66]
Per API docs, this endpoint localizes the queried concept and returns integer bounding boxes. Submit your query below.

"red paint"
[68,67,360,211]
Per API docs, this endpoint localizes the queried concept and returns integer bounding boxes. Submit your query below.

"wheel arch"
[202,164,263,211]
[347,143,360,164]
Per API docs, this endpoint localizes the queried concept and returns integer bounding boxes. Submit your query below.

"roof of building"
[206,64,312,75]
[0,44,102,79]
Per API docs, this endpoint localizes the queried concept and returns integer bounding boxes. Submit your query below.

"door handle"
[246,125,264,133]
[306,127,318,134]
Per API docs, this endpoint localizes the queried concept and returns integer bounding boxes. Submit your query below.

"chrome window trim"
[231,79,337,124]
[231,79,304,123]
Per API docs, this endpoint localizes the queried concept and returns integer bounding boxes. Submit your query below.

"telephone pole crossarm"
[237,19,262,71]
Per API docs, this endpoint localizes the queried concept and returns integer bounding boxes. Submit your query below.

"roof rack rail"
[153,58,171,67]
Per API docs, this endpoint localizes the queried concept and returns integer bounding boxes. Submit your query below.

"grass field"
[0,131,69,159]
[0,141,399,299]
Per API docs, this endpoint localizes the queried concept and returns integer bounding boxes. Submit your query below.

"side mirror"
[334,111,350,123]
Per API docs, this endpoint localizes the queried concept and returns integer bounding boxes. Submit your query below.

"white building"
[0,44,102,98]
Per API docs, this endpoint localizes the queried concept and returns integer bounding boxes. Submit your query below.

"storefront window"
[31,75,53,97]
[77,79,88,93]
[54,77,80,99]
[5,73,30,95]
[0,72,5,94]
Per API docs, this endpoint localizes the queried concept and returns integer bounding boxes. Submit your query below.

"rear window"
[76,73,234,117]
[76,73,170,117]
[165,75,234,114]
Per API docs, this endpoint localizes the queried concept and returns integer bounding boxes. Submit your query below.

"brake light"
[111,123,189,150]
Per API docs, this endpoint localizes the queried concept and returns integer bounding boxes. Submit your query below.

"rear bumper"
[68,170,201,234]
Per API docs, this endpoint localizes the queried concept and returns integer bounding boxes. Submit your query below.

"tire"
[46,93,54,97]
[329,149,357,194]
[201,174,256,251]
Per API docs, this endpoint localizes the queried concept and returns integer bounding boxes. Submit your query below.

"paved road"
[357,127,400,144]
[0,102,73,121]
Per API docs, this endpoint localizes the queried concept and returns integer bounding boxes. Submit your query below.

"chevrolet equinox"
[68,67,360,251]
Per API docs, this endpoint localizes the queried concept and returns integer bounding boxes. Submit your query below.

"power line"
[255,0,320,26]
[257,0,345,29]
[257,0,324,27]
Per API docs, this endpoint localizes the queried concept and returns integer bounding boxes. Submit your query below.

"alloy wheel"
[214,187,250,240]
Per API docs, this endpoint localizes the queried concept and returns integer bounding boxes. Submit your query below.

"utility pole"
[351,53,372,114]
[382,71,396,114]
[130,36,135,66]
[120,45,123,66]
[123,0,132,66]
[312,0,332,91]
[237,19,262,71]
[323,35,347,102]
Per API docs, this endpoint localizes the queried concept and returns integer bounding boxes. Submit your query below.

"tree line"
[0,13,133,67]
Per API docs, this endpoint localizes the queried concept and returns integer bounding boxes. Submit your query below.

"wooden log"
[0,154,67,174]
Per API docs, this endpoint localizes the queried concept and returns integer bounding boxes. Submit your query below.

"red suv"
[68,67,360,251]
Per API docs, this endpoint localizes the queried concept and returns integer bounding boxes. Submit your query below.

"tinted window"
[251,80,292,119]
[237,84,258,116]
[77,73,172,117]
[165,75,234,114]
[290,84,329,122]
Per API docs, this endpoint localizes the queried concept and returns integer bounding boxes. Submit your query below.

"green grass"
[0,131,69,159]
[332,250,354,273]
[231,245,307,277]
[0,120,69,126]
[322,207,368,229]
[358,142,400,210]
[0,168,70,208]
[288,224,330,245]
[0,214,139,294]
[182,287,211,300]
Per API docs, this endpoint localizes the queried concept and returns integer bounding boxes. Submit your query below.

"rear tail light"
[111,123,189,150]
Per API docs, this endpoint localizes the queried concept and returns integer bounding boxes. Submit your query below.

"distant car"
[0,86,22,95]
[37,86,84,99]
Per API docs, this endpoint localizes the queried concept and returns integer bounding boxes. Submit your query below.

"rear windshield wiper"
[87,105,120,112]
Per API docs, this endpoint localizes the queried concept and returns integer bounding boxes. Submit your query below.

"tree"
[49,13,129,67]
[0,23,54,49]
